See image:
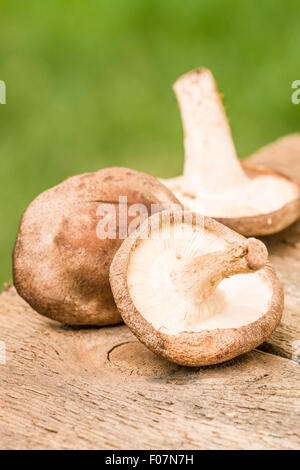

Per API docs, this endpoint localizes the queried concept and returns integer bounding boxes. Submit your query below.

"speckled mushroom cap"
[109,210,284,366]
[161,68,300,236]
[13,167,181,326]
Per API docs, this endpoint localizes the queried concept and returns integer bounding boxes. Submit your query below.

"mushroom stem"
[173,68,248,194]
[170,238,268,304]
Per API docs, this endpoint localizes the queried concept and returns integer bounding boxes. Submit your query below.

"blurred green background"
[0,0,299,286]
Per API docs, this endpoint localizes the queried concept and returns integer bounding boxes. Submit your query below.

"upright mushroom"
[162,68,300,236]
[13,167,181,325]
[110,210,283,366]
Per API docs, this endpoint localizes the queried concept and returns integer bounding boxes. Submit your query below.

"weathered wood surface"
[0,135,300,450]
[248,134,300,360]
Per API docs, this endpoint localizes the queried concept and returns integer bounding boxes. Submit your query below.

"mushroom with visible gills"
[162,68,300,236]
[110,210,284,366]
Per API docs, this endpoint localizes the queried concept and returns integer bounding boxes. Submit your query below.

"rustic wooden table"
[1,135,300,450]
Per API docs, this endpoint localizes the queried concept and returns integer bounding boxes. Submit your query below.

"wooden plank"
[247,134,300,181]
[247,134,300,359]
[1,134,300,450]
[0,287,299,450]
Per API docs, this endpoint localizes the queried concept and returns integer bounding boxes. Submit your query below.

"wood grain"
[248,134,300,360]
[248,134,300,180]
[0,287,299,450]
[0,134,300,450]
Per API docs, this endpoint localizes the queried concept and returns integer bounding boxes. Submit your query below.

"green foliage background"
[0,0,299,285]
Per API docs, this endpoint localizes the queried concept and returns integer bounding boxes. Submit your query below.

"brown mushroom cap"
[13,167,181,325]
[162,68,300,236]
[109,210,284,366]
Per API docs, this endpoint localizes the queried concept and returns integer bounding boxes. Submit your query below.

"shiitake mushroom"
[13,167,181,325]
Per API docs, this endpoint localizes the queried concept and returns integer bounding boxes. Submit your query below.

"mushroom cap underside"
[162,164,300,236]
[110,210,284,366]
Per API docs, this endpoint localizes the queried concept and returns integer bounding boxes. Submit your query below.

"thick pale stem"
[173,68,248,193]
[170,238,268,304]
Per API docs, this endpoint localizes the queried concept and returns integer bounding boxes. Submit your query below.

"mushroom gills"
[165,174,298,218]
[127,222,271,335]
